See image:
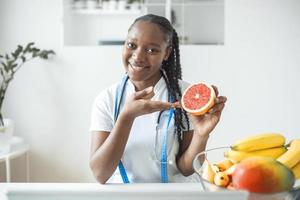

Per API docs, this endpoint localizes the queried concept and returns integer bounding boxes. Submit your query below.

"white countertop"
[2,182,299,200]
[0,182,249,200]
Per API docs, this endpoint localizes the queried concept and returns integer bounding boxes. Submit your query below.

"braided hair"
[129,14,190,141]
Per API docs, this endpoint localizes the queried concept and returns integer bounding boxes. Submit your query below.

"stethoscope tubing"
[114,74,174,183]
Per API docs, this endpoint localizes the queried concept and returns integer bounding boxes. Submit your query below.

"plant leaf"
[24,42,35,53]
[11,63,18,69]
[2,61,9,72]
[39,50,55,59]
[7,60,14,71]
[47,50,55,55]
[32,52,37,57]
[14,45,23,57]
[11,52,17,59]
[21,56,26,62]
[32,48,40,52]
[0,67,4,77]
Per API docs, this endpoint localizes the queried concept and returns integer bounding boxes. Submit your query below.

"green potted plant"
[0,42,55,153]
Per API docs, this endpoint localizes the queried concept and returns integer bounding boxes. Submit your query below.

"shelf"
[0,136,30,182]
[71,8,142,15]
[63,0,224,46]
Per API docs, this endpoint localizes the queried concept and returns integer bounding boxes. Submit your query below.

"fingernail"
[172,102,181,108]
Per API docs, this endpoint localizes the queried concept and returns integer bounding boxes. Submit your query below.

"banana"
[215,159,234,171]
[231,133,285,152]
[277,139,300,169]
[224,146,287,163]
[292,161,300,179]
[202,159,216,183]
[224,164,237,176]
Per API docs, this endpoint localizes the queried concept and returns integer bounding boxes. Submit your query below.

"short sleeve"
[89,88,115,132]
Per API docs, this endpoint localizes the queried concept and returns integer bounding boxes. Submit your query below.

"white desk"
[0,182,299,200]
[0,183,249,200]
[0,138,29,182]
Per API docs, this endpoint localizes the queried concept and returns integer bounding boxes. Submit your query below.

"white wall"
[0,0,299,182]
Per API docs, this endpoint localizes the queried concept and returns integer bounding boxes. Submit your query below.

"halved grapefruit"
[181,82,216,115]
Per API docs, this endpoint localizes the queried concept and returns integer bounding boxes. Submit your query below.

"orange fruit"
[214,171,230,187]
[181,82,216,115]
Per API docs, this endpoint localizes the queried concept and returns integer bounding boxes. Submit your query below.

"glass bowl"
[192,147,300,200]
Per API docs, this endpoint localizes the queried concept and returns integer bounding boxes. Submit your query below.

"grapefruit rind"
[181,82,216,115]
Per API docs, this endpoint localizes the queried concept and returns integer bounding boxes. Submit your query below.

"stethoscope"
[114,74,175,184]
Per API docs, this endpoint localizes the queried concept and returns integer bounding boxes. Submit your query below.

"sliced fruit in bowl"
[193,147,233,192]
[193,147,300,200]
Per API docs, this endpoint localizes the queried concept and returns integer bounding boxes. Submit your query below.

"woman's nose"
[132,49,146,62]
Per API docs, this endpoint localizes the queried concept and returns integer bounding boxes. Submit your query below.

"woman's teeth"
[131,64,146,71]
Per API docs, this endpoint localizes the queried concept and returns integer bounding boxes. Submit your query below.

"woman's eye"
[147,48,158,54]
[127,42,135,49]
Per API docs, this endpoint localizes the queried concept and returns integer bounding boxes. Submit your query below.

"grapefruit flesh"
[181,83,216,115]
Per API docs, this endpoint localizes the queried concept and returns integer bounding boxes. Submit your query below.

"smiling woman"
[1,0,300,184]
[122,20,171,90]
[88,14,227,184]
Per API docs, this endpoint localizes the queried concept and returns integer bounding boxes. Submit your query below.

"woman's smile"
[129,62,149,72]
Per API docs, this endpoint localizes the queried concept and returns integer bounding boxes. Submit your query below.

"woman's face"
[122,21,171,86]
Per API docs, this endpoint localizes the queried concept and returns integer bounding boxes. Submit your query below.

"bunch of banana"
[225,133,287,163]
[231,133,286,151]
[276,139,300,178]
[224,147,287,163]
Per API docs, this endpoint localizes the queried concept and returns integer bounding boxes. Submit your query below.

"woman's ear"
[164,46,172,61]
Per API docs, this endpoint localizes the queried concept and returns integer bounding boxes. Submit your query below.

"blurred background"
[0,0,299,182]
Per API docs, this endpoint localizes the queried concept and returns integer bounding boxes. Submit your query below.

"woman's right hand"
[122,86,174,118]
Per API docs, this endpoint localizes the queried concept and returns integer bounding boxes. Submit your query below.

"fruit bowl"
[192,147,300,200]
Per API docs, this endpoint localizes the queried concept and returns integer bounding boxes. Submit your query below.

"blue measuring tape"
[114,75,130,184]
[113,74,174,183]
[160,108,174,183]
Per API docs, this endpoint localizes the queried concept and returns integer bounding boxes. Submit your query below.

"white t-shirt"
[90,76,199,183]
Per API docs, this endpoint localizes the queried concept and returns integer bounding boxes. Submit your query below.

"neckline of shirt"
[127,76,166,95]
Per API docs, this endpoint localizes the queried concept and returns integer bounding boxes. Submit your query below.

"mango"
[232,156,295,193]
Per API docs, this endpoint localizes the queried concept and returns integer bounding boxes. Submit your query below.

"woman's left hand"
[189,85,227,137]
